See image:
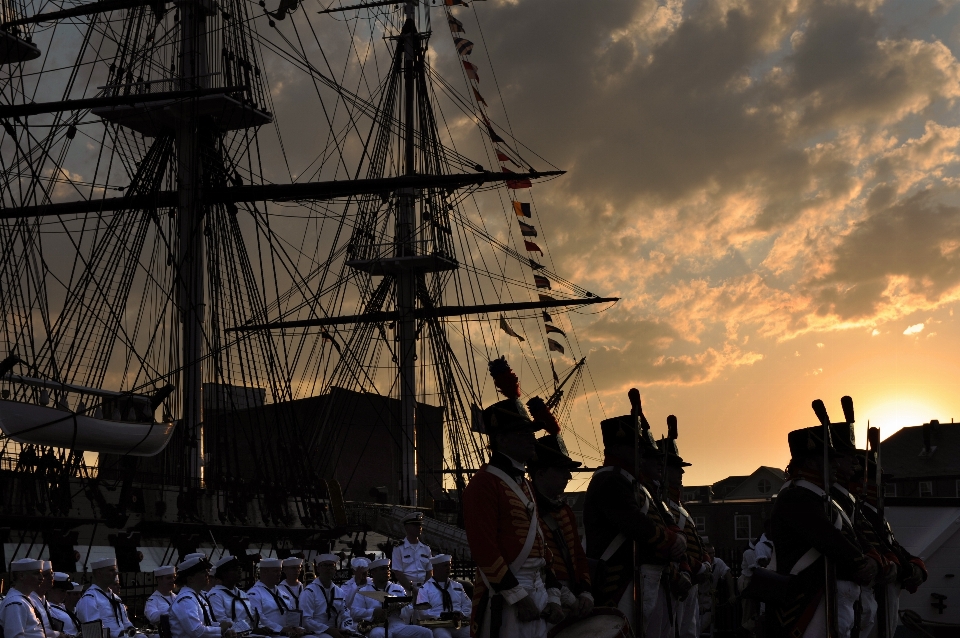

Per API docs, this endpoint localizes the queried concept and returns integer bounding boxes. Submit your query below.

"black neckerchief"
[153,592,174,609]
[25,593,48,637]
[262,584,288,615]
[280,584,300,610]
[220,587,256,624]
[317,583,337,623]
[90,585,125,625]
[431,580,454,613]
[187,589,212,625]
[53,603,81,631]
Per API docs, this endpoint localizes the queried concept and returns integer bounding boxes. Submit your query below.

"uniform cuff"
[578,591,594,603]
[547,588,561,606]
[501,585,528,606]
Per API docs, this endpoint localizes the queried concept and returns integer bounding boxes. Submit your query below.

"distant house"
[880,420,960,499]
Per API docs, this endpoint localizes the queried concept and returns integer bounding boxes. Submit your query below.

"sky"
[427,0,960,487]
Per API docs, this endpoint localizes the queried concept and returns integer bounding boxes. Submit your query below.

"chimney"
[920,421,939,458]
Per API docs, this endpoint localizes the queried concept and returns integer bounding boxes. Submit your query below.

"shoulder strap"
[483,465,541,574]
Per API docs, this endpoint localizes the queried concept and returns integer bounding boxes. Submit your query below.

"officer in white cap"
[76,557,142,638]
[47,572,81,637]
[280,557,305,609]
[300,554,355,638]
[350,558,431,638]
[391,513,432,592]
[247,558,305,637]
[416,556,470,638]
[144,566,177,625]
[30,561,60,638]
[340,558,371,609]
[170,555,234,638]
[0,559,47,638]
[207,556,257,632]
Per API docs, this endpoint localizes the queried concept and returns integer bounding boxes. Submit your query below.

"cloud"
[903,322,925,335]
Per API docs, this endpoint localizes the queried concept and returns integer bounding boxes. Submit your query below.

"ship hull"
[0,400,176,456]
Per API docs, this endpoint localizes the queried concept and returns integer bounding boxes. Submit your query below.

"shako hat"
[787,426,838,459]
[528,434,582,471]
[829,422,857,455]
[474,357,547,435]
[656,415,691,467]
[600,389,659,454]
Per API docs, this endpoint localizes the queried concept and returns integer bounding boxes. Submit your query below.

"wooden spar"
[0,170,564,220]
[225,296,619,332]
[3,0,164,28]
[0,86,248,119]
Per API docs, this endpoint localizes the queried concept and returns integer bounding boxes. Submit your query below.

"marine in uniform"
[144,566,177,625]
[170,556,234,638]
[416,555,471,638]
[391,513,433,592]
[280,558,305,609]
[247,558,307,636]
[583,392,686,638]
[526,434,593,619]
[76,557,142,638]
[0,558,47,638]
[349,558,431,638]
[299,553,356,638]
[208,556,258,632]
[341,557,372,609]
[47,573,81,638]
[461,357,564,638]
[766,425,877,638]
[658,419,708,638]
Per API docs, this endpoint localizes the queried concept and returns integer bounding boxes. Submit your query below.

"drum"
[547,607,633,638]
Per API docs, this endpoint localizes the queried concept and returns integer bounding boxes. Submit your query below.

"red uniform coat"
[536,492,591,594]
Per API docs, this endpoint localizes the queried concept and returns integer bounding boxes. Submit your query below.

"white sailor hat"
[42,561,53,572]
[11,558,43,571]
[91,558,117,570]
[53,572,71,582]
[154,566,176,577]
[212,555,240,574]
[315,554,339,565]
[369,558,390,569]
[184,553,207,561]
[350,557,370,570]
[70,582,83,593]
[429,554,452,566]
[401,512,424,525]
[258,558,282,568]
[177,556,211,574]
[281,557,303,568]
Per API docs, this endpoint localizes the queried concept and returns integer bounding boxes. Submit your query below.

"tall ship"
[0,0,614,594]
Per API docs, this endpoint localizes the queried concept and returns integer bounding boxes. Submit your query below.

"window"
[884,483,897,497]
[734,515,752,540]
[757,479,772,494]
[694,517,706,534]
[919,481,933,497]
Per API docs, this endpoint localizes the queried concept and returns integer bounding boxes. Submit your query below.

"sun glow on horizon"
[856,395,954,443]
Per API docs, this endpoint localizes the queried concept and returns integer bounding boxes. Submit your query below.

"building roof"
[723,466,786,500]
[881,421,960,479]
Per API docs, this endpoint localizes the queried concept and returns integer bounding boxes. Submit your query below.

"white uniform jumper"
[350,582,431,638]
[49,603,81,637]
[170,587,221,638]
[340,578,371,609]
[207,586,257,630]
[144,591,176,625]
[279,584,303,610]
[76,584,138,638]
[299,580,355,637]
[30,593,60,638]
[416,578,471,638]
[0,588,47,638]
[246,582,293,634]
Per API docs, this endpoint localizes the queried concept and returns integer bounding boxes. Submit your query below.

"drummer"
[341,557,371,609]
[391,513,433,593]
[416,555,470,638]
[527,434,594,619]
[349,558,431,638]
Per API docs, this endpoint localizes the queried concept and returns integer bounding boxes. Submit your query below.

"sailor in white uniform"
[47,573,81,638]
[144,566,178,625]
[207,556,257,632]
[247,558,306,637]
[299,554,355,638]
[415,555,470,638]
[31,561,60,638]
[391,513,433,592]
[340,557,371,609]
[350,558,431,638]
[76,557,143,638]
[0,558,47,638]
[280,558,305,609]
[170,555,234,638]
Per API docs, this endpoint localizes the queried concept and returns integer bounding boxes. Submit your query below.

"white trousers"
[859,586,877,638]
[477,562,549,638]
[368,624,433,638]
[864,583,900,638]
[837,580,860,637]
[802,595,827,638]
[617,565,669,638]
[429,627,471,638]
[675,584,699,638]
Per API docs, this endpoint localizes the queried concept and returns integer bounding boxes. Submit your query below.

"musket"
[812,399,837,638]
[867,425,888,638]
[628,388,646,637]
